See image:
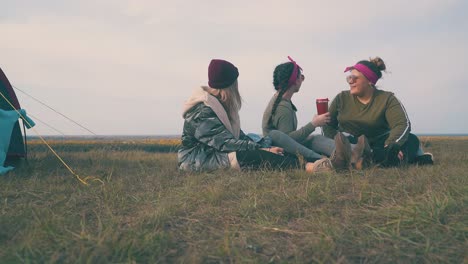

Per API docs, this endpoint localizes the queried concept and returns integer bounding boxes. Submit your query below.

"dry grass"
[0,136,466,263]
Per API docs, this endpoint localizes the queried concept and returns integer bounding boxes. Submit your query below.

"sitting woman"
[178,59,332,172]
[323,56,433,167]
[262,57,353,170]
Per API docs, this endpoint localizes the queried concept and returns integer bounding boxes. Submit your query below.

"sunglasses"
[346,75,359,83]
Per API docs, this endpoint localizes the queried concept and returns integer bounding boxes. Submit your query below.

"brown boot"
[351,135,372,170]
[330,132,352,171]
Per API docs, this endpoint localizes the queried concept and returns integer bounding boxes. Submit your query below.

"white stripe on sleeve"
[395,97,410,143]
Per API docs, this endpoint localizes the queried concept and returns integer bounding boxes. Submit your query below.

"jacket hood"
[182,87,209,117]
[182,86,240,139]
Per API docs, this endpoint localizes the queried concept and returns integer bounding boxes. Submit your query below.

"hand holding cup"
[312,112,331,127]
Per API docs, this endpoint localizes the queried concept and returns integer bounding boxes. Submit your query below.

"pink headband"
[344,64,379,85]
[287,56,302,87]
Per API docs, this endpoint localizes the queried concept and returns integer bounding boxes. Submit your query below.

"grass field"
[0,136,467,263]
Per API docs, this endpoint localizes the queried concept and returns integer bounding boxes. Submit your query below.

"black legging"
[370,133,420,166]
[236,150,302,170]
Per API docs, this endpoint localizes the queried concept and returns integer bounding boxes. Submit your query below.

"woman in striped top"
[323,57,433,167]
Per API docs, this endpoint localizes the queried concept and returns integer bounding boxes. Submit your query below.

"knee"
[408,133,420,145]
[404,133,420,151]
[403,133,420,161]
[268,130,286,141]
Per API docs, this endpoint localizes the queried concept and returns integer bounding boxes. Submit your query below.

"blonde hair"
[203,80,242,122]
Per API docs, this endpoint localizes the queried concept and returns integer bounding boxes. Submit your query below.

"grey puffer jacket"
[178,88,260,172]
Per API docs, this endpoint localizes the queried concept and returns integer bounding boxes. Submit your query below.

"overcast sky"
[1,0,467,135]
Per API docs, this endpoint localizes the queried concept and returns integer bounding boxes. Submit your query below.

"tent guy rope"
[13,85,97,135]
[26,112,66,136]
[0,90,103,185]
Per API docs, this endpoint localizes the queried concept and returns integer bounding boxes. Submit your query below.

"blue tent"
[0,67,34,174]
[0,109,34,174]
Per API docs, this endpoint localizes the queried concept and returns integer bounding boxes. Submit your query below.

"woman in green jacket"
[323,57,433,167]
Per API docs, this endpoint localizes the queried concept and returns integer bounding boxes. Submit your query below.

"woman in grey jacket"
[178,59,332,172]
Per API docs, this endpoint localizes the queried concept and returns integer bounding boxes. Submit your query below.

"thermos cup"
[316,98,329,115]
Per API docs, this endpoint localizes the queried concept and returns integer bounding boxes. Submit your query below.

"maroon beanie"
[208,59,239,89]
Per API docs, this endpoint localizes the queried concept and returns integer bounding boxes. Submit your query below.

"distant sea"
[27,134,468,140]
[416,134,468,137]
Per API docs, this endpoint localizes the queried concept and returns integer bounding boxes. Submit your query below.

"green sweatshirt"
[323,89,411,147]
[262,94,316,143]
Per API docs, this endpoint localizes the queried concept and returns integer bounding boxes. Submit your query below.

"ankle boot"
[330,132,352,171]
[351,135,372,170]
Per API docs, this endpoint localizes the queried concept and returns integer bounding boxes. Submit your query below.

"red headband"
[287,56,302,87]
[344,63,379,85]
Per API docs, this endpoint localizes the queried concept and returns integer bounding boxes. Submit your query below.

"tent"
[0,68,27,166]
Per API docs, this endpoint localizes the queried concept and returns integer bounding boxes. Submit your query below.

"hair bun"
[370,57,386,71]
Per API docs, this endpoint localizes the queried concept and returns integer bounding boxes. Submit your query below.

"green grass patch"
[0,137,466,263]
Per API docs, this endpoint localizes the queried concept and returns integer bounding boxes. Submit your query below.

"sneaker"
[413,153,434,165]
[306,158,334,173]
[330,132,352,170]
[351,135,372,170]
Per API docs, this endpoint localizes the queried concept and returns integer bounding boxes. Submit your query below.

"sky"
[1,0,467,135]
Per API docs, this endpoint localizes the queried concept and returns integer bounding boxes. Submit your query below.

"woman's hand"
[261,146,284,155]
[397,151,404,161]
[312,112,331,127]
[385,144,404,161]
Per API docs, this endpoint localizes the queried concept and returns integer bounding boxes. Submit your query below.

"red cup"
[316,98,329,115]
